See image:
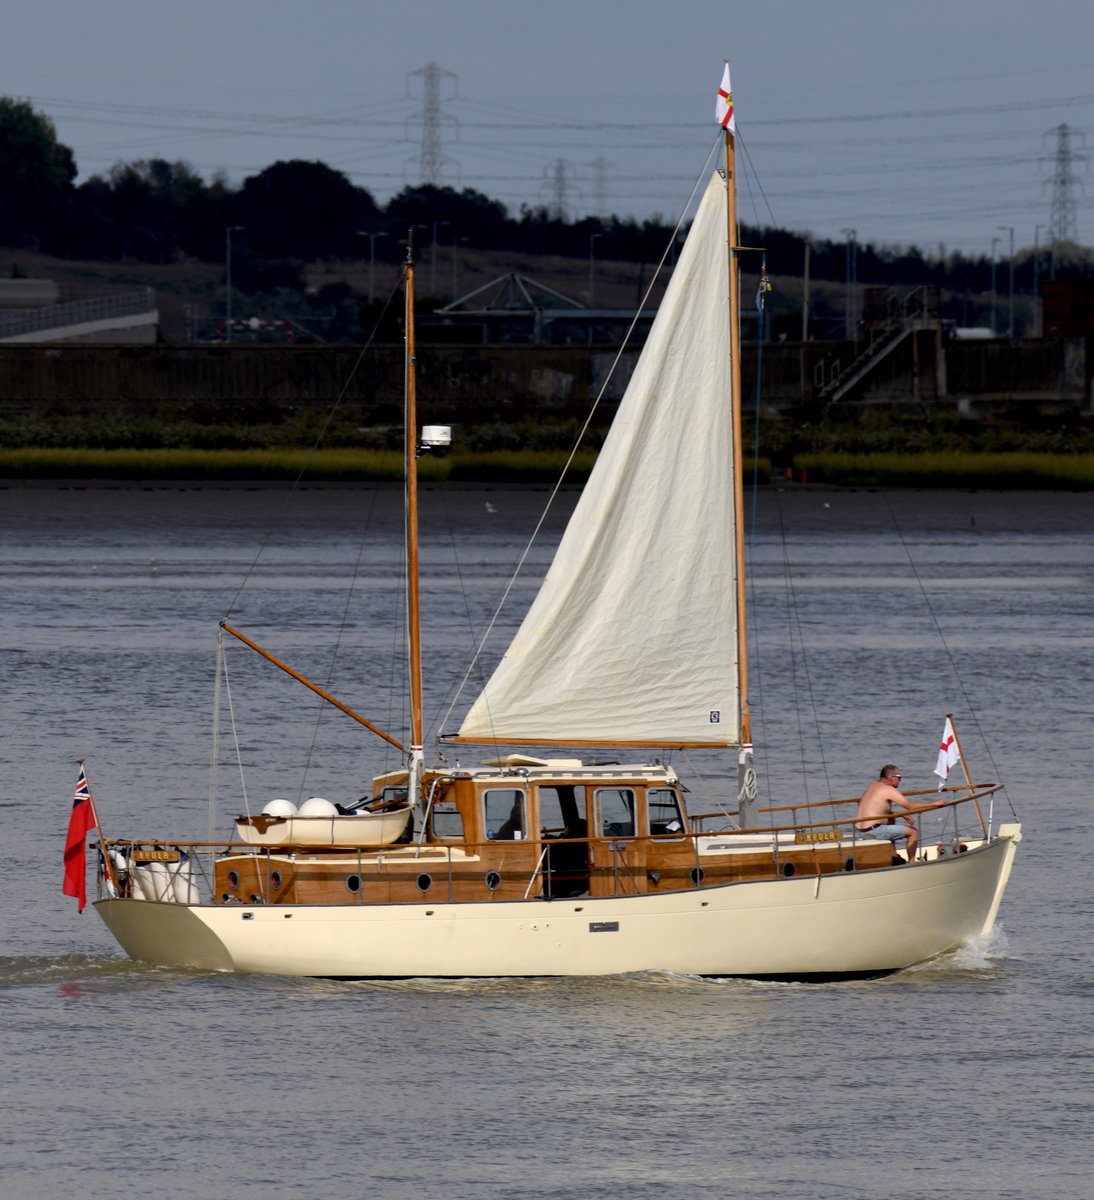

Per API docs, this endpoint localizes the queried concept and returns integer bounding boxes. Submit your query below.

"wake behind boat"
[83,63,1021,980]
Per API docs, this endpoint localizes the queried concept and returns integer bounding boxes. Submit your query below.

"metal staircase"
[814,286,939,402]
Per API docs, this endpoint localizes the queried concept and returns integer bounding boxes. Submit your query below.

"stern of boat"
[94,898,235,972]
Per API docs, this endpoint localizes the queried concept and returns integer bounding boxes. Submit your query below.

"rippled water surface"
[2,483,1092,1198]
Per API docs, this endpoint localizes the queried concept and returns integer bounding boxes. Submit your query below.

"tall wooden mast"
[404,240,425,783]
[724,114,750,746]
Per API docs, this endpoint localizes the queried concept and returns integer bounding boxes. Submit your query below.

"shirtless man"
[855,764,939,863]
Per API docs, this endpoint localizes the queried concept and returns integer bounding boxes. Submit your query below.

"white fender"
[130,864,157,902]
[147,861,173,902]
[169,856,200,905]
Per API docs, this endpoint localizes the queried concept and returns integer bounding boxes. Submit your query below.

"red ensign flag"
[63,767,98,912]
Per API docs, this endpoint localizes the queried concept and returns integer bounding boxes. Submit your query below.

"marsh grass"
[6,445,1085,487]
[795,450,1094,489]
[0,446,601,484]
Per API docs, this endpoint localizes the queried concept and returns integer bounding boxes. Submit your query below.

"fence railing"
[0,289,156,340]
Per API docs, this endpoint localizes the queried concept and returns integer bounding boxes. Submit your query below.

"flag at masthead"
[715,61,735,132]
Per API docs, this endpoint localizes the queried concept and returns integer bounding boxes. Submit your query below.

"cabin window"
[649,788,685,837]
[483,788,526,840]
[430,802,464,840]
[536,785,588,840]
[536,785,590,899]
[380,785,408,807]
[596,788,637,838]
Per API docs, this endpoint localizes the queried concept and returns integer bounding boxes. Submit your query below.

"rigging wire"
[213,275,404,798]
[219,648,251,824]
[297,487,381,800]
[209,632,224,844]
[678,746,731,819]
[735,146,832,814]
[386,510,410,777]
[745,266,769,803]
[879,491,1017,819]
[220,275,402,622]
[436,132,724,735]
[426,486,496,752]
[735,129,779,231]
[771,486,834,810]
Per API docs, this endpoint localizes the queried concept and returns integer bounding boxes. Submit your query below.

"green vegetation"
[4,443,1092,488]
[794,450,1094,489]
[0,446,601,484]
[1,388,1087,487]
[6,419,1094,489]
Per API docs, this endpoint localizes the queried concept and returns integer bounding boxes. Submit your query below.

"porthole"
[781,862,796,878]
[485,871,502,891]
[345,873,361,894]
[416,873,433,893]
[689,866,705,886]
[227,870,239,889]
[270,871,282,889]
[843,857,856,872]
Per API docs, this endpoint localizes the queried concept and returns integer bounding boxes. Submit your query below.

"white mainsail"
[458,171,741,746]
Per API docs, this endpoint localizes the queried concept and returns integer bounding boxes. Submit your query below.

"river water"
[2,482,1092,1199]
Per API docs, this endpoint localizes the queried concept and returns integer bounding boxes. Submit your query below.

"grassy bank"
[0,446,602,484]
[795,450,1094,489]
[3,446,1090,487]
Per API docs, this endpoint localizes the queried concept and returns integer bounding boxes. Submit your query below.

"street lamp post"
[451,236,470,300]
[839,227,856,339]
[358,231,387,304]
[990,236,1000,333]
[998,225,1014,336]
[431,221,450,295]
[588,233,602,307]
[225,225,244,342]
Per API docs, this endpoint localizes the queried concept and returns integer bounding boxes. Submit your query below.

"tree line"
[0,96,1086,302]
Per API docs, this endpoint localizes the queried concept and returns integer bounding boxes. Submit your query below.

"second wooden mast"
[404,239,425,795]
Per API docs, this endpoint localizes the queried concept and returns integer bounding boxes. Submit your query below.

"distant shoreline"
[3,447,1094,488]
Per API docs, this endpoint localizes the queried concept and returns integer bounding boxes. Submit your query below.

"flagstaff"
[63,761,117,911]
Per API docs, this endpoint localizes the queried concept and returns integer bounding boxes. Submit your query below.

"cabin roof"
[432,762,680,786]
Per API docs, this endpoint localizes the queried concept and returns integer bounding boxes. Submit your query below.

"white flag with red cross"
[934,717,960,789]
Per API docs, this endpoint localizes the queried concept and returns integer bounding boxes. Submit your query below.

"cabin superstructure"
[212,758,921,910]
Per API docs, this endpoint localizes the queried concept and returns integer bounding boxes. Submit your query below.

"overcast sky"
[6,1,1092,256]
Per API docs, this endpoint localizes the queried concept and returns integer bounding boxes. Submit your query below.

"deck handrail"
[97,786,999,857]
[752,781,998,816]
[95,786,1002,907]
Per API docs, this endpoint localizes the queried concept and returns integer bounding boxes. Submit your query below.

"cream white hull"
[94,825,1020,979]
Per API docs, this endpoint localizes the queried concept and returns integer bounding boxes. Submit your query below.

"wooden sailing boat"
[92,67,1021,978]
